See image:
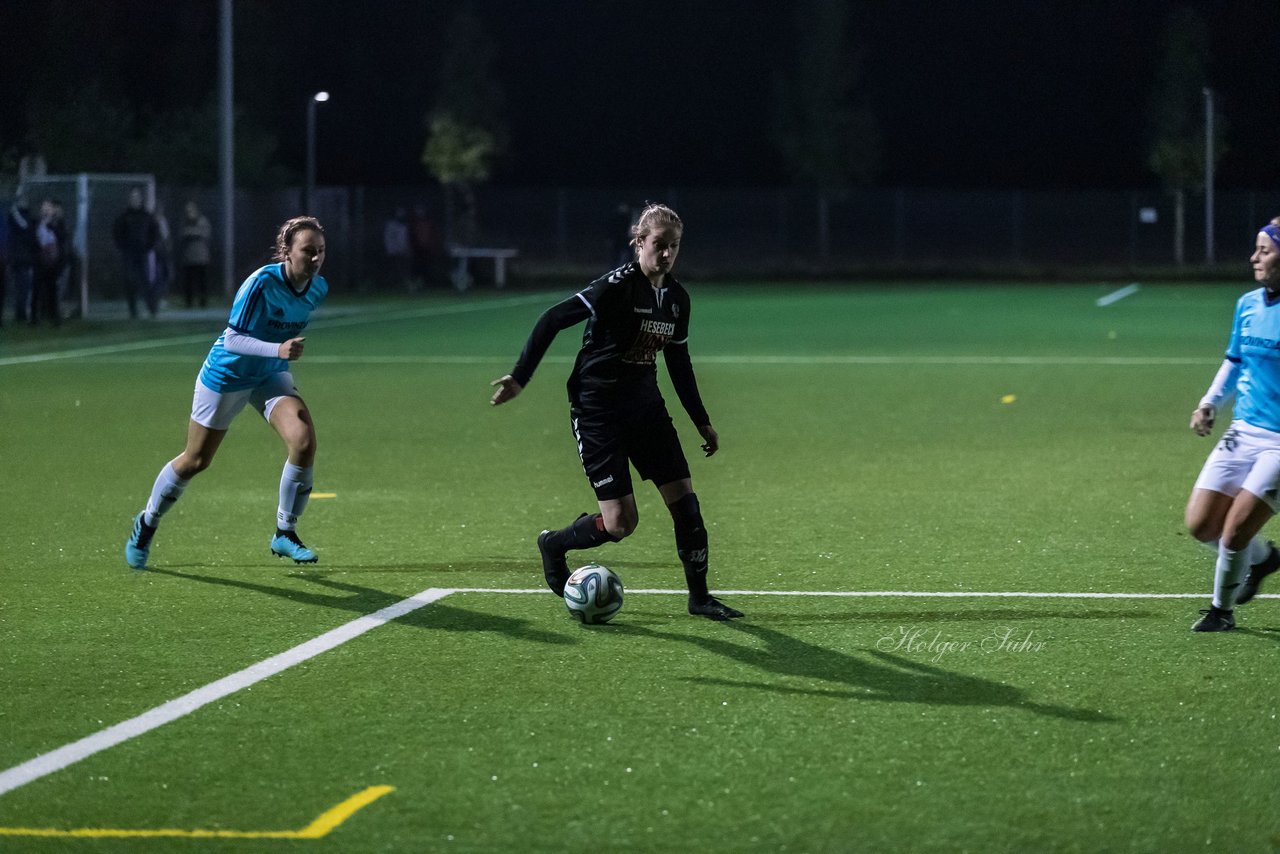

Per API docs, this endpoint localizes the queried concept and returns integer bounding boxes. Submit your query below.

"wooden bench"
[448,246,518,289]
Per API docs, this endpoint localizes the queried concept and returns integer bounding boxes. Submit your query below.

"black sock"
[669,492,709,600]
[547,513,618,554]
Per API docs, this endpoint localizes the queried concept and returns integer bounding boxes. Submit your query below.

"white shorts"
[1193,419,1280,512]
[191,372,299,431]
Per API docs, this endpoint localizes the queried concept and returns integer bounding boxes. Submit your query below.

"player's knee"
[668,492,703,530]
[1221,525,1254,551]
[1185,515,1221,543]
[603,511,637,539]
[178,453,213,476]
[292,432,317,461]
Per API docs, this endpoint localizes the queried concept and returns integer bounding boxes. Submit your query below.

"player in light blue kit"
[1185,217,1280,630]
[125,217,329,569]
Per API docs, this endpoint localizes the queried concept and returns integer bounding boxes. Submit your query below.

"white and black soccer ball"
[563,563,624,624]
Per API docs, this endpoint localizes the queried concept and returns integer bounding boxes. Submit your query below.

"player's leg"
[1194,491,1275,631]
[1225,449,1280,609]
[537,411,631,595]
[126,418,229,569]
[629,408,740,620]
[263,386,319,564]
[657,478,742,620]
[1186,430,1278,628]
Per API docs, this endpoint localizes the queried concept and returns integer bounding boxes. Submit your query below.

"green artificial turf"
[1,283,1278,853]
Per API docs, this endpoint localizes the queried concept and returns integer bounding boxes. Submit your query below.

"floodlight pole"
[305,91,329,214]
[219,0,235,296]
[1204,86,1215,267]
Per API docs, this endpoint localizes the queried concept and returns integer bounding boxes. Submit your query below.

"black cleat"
[1236,542,1280,606]
[688,596,743,621]
[537,530,570,596]
[1191,606,1235,632]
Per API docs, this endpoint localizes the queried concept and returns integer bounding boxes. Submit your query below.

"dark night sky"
[3,0,1277,190]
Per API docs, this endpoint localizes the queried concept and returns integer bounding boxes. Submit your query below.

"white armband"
[1198,358,1241,411]
[222,327,281,359]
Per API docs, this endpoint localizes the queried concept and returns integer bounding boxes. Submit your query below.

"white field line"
[59,354,1214,367]
[1096,283,1141,307]
[0,587,453,799]
[0,294,555,368]
[454,587,1273,599]
[2,584,1266,799]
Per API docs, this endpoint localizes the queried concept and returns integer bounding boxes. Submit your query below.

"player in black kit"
[491,203,741,620]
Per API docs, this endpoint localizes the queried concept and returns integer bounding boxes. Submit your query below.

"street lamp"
[305,91,330,213]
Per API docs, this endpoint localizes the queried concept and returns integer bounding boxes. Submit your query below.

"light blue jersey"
[199,263,328,392]
[1225,288,1280,433]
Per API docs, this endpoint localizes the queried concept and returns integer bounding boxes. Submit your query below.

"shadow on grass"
[739,607,1162,625]
[159,558,538,575]
[149,568,573,645]
[1236,625,1280,643]
[614,620,1115,722]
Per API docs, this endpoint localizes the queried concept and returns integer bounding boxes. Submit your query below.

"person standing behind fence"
[152,201,173,301]
[7,193,35,323]
[51,199,72,316]
[383,207,411,289]
[179,201,212,308]
[31,198,62,326]
[0,195,8,327]
[113,187,160,318]
[409,204,438,287]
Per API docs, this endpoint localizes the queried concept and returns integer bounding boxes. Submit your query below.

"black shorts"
[570,404,691,501]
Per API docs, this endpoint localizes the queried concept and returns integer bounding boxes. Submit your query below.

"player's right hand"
[279,337,306,361]
[490,375,523,406]
[1190,404,1215,436]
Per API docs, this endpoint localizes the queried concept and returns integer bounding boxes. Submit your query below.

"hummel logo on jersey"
[592,475,615,488]
[271,306,284,316]
[633,307,653,314]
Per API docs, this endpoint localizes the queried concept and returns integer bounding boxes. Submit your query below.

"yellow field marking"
[0,785,393,840]
[311,492,338,499]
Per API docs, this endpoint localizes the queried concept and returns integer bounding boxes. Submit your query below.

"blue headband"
[1263,224,1280,248]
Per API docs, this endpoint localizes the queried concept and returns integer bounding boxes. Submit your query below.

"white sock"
[277,462,313,531]
[1200,537,1269,564]
[1212,545,1250,609]
[144,462,190,527]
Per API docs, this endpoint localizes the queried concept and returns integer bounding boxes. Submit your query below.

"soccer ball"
[563,563,624,624]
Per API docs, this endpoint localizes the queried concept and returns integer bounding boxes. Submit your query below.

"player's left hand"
[279,336,306,361]
[1190,404,1216,437]
[489,375,523,406]
[698,424,719,457]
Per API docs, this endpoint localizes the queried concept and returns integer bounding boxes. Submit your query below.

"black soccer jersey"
[510,262,710,425]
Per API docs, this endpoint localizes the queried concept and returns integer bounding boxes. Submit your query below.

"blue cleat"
[125,512,156,569]
[271,529,318,564]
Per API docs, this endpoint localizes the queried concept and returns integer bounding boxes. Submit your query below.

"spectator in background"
[179,201,213,308]
[383,206,411,290]
[0,193,8,327]
[51,199,73,316]
[32,198,62,326]
[609,201,632,266]
[152,200,174,302]
[408,204,438,288]
[113,187,160,318]
[8,193,36,323]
